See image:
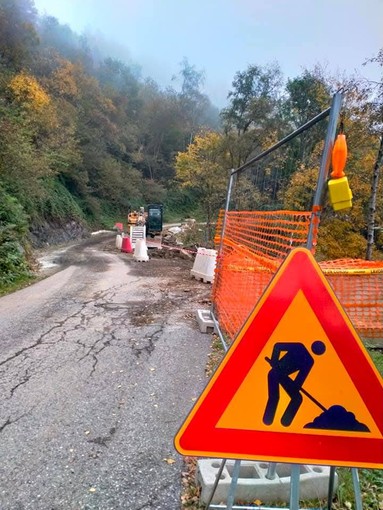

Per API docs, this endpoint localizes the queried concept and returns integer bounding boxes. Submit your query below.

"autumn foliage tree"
[175,131,229,239]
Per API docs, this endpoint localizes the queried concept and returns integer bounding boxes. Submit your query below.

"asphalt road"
[0,233,212,510]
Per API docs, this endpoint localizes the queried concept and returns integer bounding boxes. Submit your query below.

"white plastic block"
[191,248,217,283]
[115,234,123,250]
[198,459,337,505]
[133,238,149,262]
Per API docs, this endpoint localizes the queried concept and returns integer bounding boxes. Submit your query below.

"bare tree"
[365,49,383,260]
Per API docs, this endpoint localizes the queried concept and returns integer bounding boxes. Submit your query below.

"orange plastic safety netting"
[213,210,383,342]
[321,259,383,340]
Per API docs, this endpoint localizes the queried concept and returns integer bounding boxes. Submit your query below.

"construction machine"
[127,207,146,226]
[146,204,163,237]
[127,204,163,237]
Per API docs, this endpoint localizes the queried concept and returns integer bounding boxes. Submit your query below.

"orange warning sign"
[175,248,383,468]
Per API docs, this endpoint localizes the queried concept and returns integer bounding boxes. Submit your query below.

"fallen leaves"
[181,457,203,509]
[163,457,176,465]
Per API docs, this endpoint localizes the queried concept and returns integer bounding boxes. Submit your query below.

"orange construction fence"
[213,210,383,342]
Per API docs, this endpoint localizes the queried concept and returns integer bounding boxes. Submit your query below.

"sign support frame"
[205,467,362,510]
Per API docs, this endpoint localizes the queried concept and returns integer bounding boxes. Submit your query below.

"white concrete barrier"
[116,234,123,250]
[198,459,336,505]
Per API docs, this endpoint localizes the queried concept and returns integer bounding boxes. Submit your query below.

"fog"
[33,0,383,107]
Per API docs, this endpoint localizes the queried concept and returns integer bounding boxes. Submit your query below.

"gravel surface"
[0,233,212,509]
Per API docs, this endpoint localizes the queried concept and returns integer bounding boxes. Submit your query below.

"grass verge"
[0,274,36,297]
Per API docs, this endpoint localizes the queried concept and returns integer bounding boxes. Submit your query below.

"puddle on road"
[37,247,71,270]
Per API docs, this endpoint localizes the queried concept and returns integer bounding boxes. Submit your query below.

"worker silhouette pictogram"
[263,340,326,427]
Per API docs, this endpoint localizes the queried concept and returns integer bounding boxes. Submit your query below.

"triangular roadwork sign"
[175,248,383,468]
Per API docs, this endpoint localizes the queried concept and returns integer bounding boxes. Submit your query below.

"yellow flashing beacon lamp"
[328,130,353,211]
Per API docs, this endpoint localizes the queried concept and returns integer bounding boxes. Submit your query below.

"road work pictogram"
[263,340,370,432]
[263,340,326,427]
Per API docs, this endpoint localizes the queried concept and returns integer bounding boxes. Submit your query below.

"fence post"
[218,170,235,257]
[307,91,343,250]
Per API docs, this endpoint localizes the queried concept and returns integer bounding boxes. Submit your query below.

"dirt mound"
[150,247,194,260]
[304,405,369,432]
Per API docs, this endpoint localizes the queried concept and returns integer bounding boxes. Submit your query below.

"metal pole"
[289,464,301,510]
[206,459,227,509]
[351,468,363,510]
[209,506,297,510]
[210,311,229,352]
[209,506,307,510]
[212,170,234,320]
[218,170,235,257]
[266,463,277,480]
[307,92,343,250]
[232,108,331,176]
[327,466,336,510]
[226,460,241,510]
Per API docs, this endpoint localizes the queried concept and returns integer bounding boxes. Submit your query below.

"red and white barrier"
[191,248,217,283]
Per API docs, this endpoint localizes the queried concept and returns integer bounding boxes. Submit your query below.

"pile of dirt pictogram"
[304,405,369,432]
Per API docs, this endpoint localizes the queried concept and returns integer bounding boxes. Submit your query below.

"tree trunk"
[206,200,212,245]
[366,134,383,260]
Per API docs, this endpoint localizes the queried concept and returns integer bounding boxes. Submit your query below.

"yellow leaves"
[175,130,228,190]
[8,73,50,111]
[316,218,367,260]
[163,457,176,464]
[282,166,318,210]
[50,60,78,99]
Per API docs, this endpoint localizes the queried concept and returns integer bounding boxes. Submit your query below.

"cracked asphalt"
[0,233,212,509]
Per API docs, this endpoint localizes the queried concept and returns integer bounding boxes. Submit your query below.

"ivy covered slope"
[0,0,382,290]
[0,186,30,288]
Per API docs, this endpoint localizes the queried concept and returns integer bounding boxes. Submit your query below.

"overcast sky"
[33,0,383,107]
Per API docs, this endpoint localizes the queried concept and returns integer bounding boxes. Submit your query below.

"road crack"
[131,326,163,357]
[0,302,95,368]
[9,370,31,398]
[89,339,111,376]
[0,409,34,433]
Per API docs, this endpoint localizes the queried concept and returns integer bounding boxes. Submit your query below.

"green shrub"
[0,185,30,287]
[35,178,85,223]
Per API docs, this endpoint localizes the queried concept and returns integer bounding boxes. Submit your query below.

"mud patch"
[149,248,194,260]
